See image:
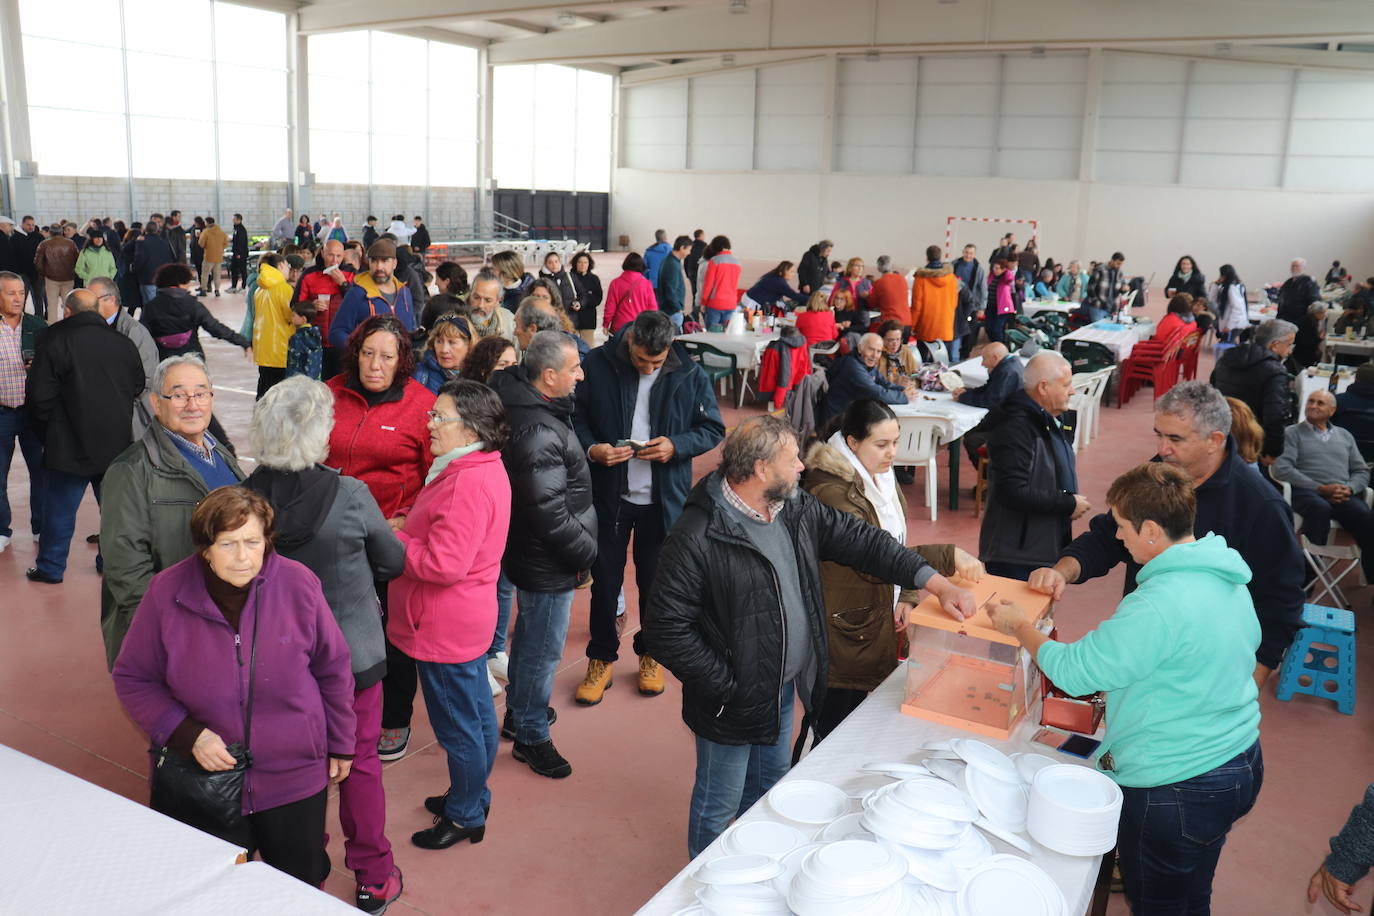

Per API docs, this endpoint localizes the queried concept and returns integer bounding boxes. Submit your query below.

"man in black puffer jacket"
[489,330,597,780]
[797,240,832,295]
[642,415,976,857]
[1210,318,1297,461]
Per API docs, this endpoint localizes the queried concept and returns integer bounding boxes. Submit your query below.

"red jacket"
[603,270,657,331]
[795,310,838,347]
[701,252,742,312]
[388,449,512,664]
[758,335,812,409]
[296,267,354,346]
[324,375,434,519]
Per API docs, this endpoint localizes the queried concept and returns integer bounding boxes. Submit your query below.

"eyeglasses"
[426,410,463,424]
[158,390,213,406]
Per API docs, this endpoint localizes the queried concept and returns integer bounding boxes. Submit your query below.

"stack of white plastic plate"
[696,881,791,915]
[816,811,873,843]
[956,854,1067,916]
[721,821,808,860]
[693,853,784,887]
[951,740,1030,834]
[904,879,959,916]
[1027,765,1123,856]
[1012,752,1059,784]
[769,779,852,824]
[787,841,911,916]
[860,785,966,850]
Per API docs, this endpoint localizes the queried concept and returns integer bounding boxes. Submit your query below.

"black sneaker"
[356,866,403,914]
[500,706,557,741]
[512,739,572,778]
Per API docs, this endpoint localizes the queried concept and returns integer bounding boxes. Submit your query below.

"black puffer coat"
[489,365,597,591]
[643,473,933,746]
[1210,342,1294,458]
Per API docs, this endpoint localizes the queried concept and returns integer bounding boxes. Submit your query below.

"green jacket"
[75,245,118,284]
[99,421,244,669]
[1037,533,1261,788]
[16,313,46,356]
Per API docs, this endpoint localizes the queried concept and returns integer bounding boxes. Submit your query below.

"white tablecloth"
[1022,300,1074,319]
[633,668,1103,916]
[1299,369,1354,405]
[1058,320,1149,361]
[1325,338,1374,362]
[891,390,988,441]
[0,744,352,914]
[676,330,775,370]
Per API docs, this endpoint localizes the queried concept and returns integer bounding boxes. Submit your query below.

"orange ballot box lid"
[907,574,1054,648]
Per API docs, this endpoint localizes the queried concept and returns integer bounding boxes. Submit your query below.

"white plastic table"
[1299,368,1353,405]
[633,668,1105,916]
[677,329,777,407]
[1022,299,1074,320]
[1058,320,1148,362]
[892,392,987,511]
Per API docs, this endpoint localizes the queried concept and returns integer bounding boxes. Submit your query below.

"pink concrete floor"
[1,276,1369,915]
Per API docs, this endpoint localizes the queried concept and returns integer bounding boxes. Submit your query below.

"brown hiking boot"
[637,654,665,696]
[575,659,613,705]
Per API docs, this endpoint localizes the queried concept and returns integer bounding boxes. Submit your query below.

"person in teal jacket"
[989,461,1262,916]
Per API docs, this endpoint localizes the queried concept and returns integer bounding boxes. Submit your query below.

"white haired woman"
[243,376,406,913]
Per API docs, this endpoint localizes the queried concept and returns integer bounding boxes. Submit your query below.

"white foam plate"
[697,882,791,915]
[693,853,785,886]
[1012,753,1058,785]
[817,811,870,843]
[957,854,1063,916]
[891,776,980,822]
[964,764,1029,834]
[863,761,933,779]
[768,779,851,824]
[771,842,823,895]
[925,757,968,791]
[722,820,807,859]
[949,739,1020,784]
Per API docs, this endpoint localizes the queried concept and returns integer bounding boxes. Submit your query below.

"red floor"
[2,280,1369,915]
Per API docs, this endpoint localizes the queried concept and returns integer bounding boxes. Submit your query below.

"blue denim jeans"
[35,469,101,579]
[0,406,44,538]
[487,571,514,657]
[140,284,157,305]
[687,682,796,858]
[1117,741,1263,916]
[506,587,574,745]
[668,311,684,332]
[704,308,734,331]
[416,658,497,827]
[945,338,961,363]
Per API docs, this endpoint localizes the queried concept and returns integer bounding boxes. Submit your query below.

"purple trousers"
[337,683,393,886]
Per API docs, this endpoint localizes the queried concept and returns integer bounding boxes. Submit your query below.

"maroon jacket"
[112,552,356,814]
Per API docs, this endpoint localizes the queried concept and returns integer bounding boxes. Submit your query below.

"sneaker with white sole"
[378,726,410,762]
[487,665,503,697]
[356,866,404,914]
[0,535,10,554]
[487,651,509,682]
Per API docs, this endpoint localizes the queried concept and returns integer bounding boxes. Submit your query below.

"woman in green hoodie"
[990,461,1262,916]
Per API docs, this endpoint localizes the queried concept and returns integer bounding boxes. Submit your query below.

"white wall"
[611,167,1374,291]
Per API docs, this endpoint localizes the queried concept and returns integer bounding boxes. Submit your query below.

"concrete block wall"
[33,176,477,238]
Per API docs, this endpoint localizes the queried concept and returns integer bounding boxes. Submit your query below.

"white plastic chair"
[924,340,950,365]
[894,414,954,522]
[1068,367,1113,450]
[809,339,839,370]
[1280,480,1372,609]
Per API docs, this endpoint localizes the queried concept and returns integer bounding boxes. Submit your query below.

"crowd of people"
[6,204,1374,915]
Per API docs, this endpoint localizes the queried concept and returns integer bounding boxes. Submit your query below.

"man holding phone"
[0,271,46,553]
[572,311,725,706]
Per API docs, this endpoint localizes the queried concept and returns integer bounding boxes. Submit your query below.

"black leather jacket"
[489,365,597,591]
[643,474,932,746]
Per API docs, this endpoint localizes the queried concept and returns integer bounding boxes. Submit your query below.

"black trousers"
[377,578,419,730]
[321,346,341,382]
[248,787,330,886]
[587,501,664,663]
[812,687,868,742]
[229,255,248,289]
[256,367,287,400]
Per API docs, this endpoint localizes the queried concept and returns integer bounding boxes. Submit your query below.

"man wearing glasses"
[99,354,245,669]
[24,289,144,585]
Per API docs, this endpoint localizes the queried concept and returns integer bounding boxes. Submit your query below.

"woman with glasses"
[324,315,434,764]
[389,380,512,851]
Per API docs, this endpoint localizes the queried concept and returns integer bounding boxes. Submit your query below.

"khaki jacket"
[198,224,228,263]
[804,441,955,691]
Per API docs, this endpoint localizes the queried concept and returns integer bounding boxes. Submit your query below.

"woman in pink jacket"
[388,379,512,851]
[603,252,658,333]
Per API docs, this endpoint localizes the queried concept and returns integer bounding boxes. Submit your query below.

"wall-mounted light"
[556,11,576,27]
[729,0,748,13]
[1215,42,1232,54]
[722,53,736,66]
[1030,45,1046,57]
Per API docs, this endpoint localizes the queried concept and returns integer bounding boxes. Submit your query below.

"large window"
[493,64,612,193]
[307,31,478,188]
[18,0,288,182]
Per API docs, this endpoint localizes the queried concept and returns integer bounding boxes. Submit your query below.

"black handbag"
[149,624,259,848]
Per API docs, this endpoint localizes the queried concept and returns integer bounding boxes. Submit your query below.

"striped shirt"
[722,479,784,524]
[0,318,26,408]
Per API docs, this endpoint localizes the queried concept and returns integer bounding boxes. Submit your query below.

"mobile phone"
[1057,735,1102,759]
[614,439,647,451]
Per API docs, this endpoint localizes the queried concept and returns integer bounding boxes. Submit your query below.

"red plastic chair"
[1179,329,1203,380]
[1117,328,1190,407]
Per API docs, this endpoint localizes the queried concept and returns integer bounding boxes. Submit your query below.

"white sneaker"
[487,651,509,682]
[0,535,9,553]
[488,665,504,697]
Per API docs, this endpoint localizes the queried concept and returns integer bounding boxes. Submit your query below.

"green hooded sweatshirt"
[1037,533,1261,788]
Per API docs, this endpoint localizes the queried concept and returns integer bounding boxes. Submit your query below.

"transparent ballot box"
[901,575,1054,740]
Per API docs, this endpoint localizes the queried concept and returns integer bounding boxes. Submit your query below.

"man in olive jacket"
[100,355,244,669]
[642,415,976,857]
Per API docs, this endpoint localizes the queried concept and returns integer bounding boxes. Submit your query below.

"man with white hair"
[1277,257,1322,326]
[978,350,1089,580]
[1029,381,1305,687]
[823,332,915,421]
[270,208,294,250]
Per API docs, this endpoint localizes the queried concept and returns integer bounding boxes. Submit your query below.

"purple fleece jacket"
[113,551,356,815]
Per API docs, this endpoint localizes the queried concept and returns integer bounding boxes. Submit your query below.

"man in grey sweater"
[1273,388,1374,577]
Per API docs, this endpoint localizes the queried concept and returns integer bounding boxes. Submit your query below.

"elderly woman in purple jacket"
[113,486,357,886]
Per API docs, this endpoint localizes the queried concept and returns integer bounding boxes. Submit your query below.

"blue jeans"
[140,284,157,305]
[945,338,961,362]
[668,311,684,332]
[704,308,734,331]
[416,658,497,827]
[688,682,796,858]
[35,469,101,578]
[506,588,574,745]
[1117,741,1263,916]
[487,571,514,657]
[0,406,44,538]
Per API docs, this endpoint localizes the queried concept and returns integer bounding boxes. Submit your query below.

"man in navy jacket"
[571,311,724,706]
[823,333,914,423]
[951,343,1023,465]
